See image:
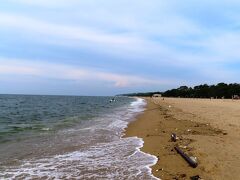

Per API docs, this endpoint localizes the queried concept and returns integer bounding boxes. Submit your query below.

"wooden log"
[174,146,198,168]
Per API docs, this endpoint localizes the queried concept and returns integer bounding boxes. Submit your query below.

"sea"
[0,95,158,179]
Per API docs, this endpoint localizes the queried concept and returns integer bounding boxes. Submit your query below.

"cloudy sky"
[1,0,240,95]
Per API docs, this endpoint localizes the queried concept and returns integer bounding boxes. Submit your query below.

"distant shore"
[125,97,240,179]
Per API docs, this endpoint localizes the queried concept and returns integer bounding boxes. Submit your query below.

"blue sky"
[1,0,240,95]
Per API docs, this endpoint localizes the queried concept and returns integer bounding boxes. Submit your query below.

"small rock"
[190,175,201,180]
[171,133,177,142]
[180,174,186,178]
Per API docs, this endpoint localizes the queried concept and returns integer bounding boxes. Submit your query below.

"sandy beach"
[125,97,240,179]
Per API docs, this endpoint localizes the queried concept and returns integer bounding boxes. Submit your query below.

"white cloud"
[0,13,137,45]
[0,58,176,88]
[0,12,171,60]
[0,12,203,67]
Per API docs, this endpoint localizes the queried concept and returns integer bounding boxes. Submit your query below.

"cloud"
[0,13,136,45]
[0,12,170,60]
[8,0,73,7]
[0,58,175,88]
[1,0,240,93]
[0,12,204,67]
[0,11,238,85]
[199,33,240,60]
[0,65,40,75]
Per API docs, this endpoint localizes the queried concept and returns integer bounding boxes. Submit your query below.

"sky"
[1,0,240,96]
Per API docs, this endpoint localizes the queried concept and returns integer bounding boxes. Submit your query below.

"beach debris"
[190,175,201,180]
[173,173,187,180]
[190,156,198,163]
[109,98,116,103]
[171,133,178,142]
[179,145,187,149]
[174,146,198,168]
[187,129,192,132]
[179,173,187,178]
[232,95,240,100]
[168,105,172,108]
[156,168,163,172]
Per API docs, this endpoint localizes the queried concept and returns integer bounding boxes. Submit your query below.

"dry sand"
[125,97,240,180]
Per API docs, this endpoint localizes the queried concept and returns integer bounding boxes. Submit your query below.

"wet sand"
[125,97,240,179]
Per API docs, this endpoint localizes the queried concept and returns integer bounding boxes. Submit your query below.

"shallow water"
[0,95,158,179]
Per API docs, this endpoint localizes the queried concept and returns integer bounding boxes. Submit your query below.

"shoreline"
[124,97,240,179]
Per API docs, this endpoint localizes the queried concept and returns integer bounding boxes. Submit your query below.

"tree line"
[119,91,162,97]
[120,83,240,99]
[163,83,240,98]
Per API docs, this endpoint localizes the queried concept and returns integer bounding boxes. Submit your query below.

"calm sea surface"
[0,95,157,179]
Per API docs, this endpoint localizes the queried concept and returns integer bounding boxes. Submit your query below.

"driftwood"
[174,146,198,168]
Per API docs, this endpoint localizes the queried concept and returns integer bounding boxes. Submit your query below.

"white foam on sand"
[1,137,158,179]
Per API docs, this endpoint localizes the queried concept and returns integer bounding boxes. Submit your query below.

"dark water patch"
[0,95,132,144]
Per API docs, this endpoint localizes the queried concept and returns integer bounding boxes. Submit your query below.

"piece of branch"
[174,146,198,168]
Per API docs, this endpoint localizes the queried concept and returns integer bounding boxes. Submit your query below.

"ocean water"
[0,95,158,179]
